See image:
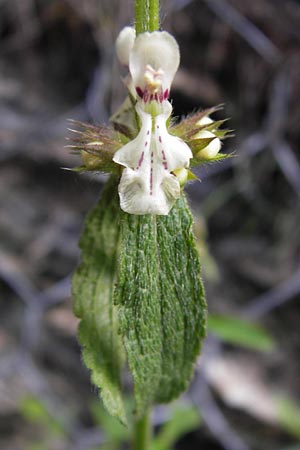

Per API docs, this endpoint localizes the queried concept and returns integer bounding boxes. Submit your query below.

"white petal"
[155,101,192,171]
[113,106,152,170]
[115,27,136,66]
[118,168,180,215]
[129,31,180,98]
[113,102,190,216]
[194,129,221,159]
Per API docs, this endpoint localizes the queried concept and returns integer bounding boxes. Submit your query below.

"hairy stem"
[132,1,160,448]
[135,0,160,34]
[133,413,151,450]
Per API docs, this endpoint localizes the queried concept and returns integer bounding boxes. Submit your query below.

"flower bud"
[196,116,214,127]
[194,129,221,159]
[115,26,136,66]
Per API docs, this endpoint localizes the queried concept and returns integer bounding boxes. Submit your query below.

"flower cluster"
[68,27,231,215]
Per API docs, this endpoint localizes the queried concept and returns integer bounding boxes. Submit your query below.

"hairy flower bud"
[115,26,136,66]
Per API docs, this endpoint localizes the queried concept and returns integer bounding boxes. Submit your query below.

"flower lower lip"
[113,101,192,215]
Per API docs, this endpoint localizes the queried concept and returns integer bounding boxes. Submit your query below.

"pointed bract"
[193,129,222,159]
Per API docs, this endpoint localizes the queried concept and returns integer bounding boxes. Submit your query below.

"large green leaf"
[72,176,127,424]
[115,213,162,415]
[115,196,206,417]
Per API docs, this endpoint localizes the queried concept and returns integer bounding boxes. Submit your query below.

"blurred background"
[1,0,300,449]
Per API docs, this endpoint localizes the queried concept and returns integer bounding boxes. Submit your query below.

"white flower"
[113,29,191,215]
[113,102,192,215]
[130,31,180,104]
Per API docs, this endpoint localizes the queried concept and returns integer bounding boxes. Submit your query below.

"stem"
[132,2,159,449]
[149,0,160,31]
[133,413,151,450]
[135,0,160,34]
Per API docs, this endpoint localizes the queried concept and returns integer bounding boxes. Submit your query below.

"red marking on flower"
[145,141,148,147]
[147,130,150,135]
[150,168,153,195]
[136,87,144,98]
[162,149,168,170]
[164,89,169,99]
[137,151,144,169]
[159,136,162,143]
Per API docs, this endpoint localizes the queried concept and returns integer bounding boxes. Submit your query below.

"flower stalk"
[135,0,160,34]
[133,412,152,450]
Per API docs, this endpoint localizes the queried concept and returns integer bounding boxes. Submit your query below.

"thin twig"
[202,0,282,65]
[242,270,300,320]
[191,370,250,450]
[273,140,300,195]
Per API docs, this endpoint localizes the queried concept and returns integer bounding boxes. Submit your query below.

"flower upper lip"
[115,29,180,105]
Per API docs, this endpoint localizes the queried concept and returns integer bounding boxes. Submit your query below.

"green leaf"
[21,395,50,423]
[20,395,64,436]
[151,404,201,450]
[25,444,49,450]
[72,176,127,424]
[115,196,206,417]
[277,397,300,438]
[208,314,275,351]
[115,213,161,416]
